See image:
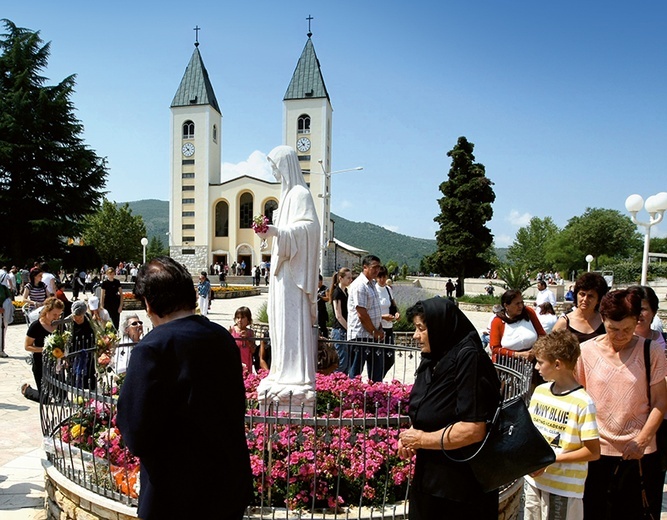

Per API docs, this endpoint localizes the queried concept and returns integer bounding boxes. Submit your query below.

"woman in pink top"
[574,289,667,519]
[229,306,256,374]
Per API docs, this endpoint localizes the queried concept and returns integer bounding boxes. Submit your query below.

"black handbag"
[642,338,667,472]
[386,286,398,316]
[442,395,556,492]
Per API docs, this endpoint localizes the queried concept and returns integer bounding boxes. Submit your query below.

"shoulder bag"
[441,395,556,492]
[386,286,398,316]
[643,338,667,472]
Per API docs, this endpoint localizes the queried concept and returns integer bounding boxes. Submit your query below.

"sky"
[4,1,667,248]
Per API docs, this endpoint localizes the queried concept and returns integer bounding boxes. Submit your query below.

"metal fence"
[41,332,533,519]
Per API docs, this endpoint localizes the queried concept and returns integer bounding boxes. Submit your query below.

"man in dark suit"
[117,257,252,519]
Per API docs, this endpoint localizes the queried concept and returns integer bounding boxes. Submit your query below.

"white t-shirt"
[41,272,57,296]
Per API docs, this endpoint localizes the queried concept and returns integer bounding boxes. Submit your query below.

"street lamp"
[625,192,667,286]
[585,254,594,272]
[316,160,363,274]
[141,237,148,264]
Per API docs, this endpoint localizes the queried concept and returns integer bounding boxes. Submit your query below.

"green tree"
[146,236,168,261]
[495,263,532,292]
[544,228,586,278]
[82,200,147,265]
[0,20,107,263]
[422,137,496,292]
[562,208,642,269]
[650,237,667,255]
[506,217,560,272]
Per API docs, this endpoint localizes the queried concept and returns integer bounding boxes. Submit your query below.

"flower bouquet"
[90,320,120,392]
[252,214,270,251]
[44,330,72,372]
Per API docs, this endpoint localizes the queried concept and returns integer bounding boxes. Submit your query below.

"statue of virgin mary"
[256,145,320,413]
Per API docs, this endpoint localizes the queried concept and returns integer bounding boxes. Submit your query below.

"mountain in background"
[119,199,169,244]
[119,200,437,268]
[331,213,436,269]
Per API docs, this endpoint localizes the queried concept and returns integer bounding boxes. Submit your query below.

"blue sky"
[4,1,666,247]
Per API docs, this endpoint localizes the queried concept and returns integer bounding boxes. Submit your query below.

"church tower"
[169,38,222,272]
[167,26,342,277]
[283,29,334,274]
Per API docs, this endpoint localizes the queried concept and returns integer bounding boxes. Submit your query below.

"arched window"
[183,121,195,139]
[264,200,278,225]
[239,193,253,229]
[297,114,310,134]
[215,201,229,237]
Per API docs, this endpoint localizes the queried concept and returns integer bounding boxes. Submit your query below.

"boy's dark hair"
[532,329,580,368]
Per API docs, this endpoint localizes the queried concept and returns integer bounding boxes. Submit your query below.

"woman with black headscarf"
[398,297,501,519]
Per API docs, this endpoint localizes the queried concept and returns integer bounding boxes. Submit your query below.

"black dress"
[407,297,501,520]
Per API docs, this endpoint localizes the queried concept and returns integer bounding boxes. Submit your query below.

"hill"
[331,213,436,269]
[119,200,436,268]
[118,199,169,244]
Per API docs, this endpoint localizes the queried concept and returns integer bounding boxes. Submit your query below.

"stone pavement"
[1,290,665,518]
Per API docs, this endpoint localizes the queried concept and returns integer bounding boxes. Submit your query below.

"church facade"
[168,33,350,277]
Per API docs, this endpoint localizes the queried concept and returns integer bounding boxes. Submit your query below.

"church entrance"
[237,255,251,276]
[213,254,227,272]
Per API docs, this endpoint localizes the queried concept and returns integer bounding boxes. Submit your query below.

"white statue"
[256,145,320,413]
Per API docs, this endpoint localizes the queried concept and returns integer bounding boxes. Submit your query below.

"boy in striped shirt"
[524,330,600,520]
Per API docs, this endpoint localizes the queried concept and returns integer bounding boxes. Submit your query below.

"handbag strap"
[440,394,504,463]
[643,337,652,404]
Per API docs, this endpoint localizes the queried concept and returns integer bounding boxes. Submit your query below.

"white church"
[168,29,365,278]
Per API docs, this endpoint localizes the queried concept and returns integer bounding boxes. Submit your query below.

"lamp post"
[625,192,667,286]
[585,254,594,272]
[316,160,363,275]
[141,237,148,265]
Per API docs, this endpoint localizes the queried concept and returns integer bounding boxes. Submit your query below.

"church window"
[215,201,229,237]
[213,124,218,142]
[182,249,195,255]
[297,115,310,134]
[263,200,278,225]
[182,211,195,217]
[182,224,195,230]
[182,185,194,191]
[183,121,195,139]
[298,155,311,161]
[183,236,195,242]
[182,198,195,204]
[182,173,194,179]
[239,193,253,229]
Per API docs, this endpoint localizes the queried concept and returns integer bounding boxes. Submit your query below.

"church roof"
[284,37,330,102]
[171,46,220,113]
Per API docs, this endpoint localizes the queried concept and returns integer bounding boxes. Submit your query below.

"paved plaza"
[1,289,666,518]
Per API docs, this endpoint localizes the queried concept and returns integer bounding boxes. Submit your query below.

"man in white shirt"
[535,280,556,314]
[40,262,57,297]
[347,254,385,381]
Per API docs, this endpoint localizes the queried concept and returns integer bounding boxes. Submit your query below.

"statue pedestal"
[257,386,316,417]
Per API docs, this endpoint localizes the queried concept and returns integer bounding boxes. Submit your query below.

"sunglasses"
[130,321,143,326]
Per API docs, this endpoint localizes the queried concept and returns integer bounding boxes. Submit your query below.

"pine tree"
[423,137,496,292]
[0,20,107,263]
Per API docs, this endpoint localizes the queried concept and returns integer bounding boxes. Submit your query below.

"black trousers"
[584,452,663,519]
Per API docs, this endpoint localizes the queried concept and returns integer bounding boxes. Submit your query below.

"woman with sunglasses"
[113,313,144,374]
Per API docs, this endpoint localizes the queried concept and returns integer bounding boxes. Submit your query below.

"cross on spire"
[194,25,201,47]
[306,15,313,38]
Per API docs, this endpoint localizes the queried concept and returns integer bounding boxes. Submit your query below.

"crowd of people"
[6,252,667,519]
[466,272,667,519]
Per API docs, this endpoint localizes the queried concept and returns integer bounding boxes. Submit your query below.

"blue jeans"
[331,328,349,374]
[348,338,392,383]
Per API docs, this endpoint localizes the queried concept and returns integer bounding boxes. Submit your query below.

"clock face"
[182,142,195,157]
[296,137,311,153]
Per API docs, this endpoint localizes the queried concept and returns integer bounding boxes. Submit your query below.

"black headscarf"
[419,297,483,362]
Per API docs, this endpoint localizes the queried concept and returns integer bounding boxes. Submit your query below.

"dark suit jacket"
[117,315,252,519]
